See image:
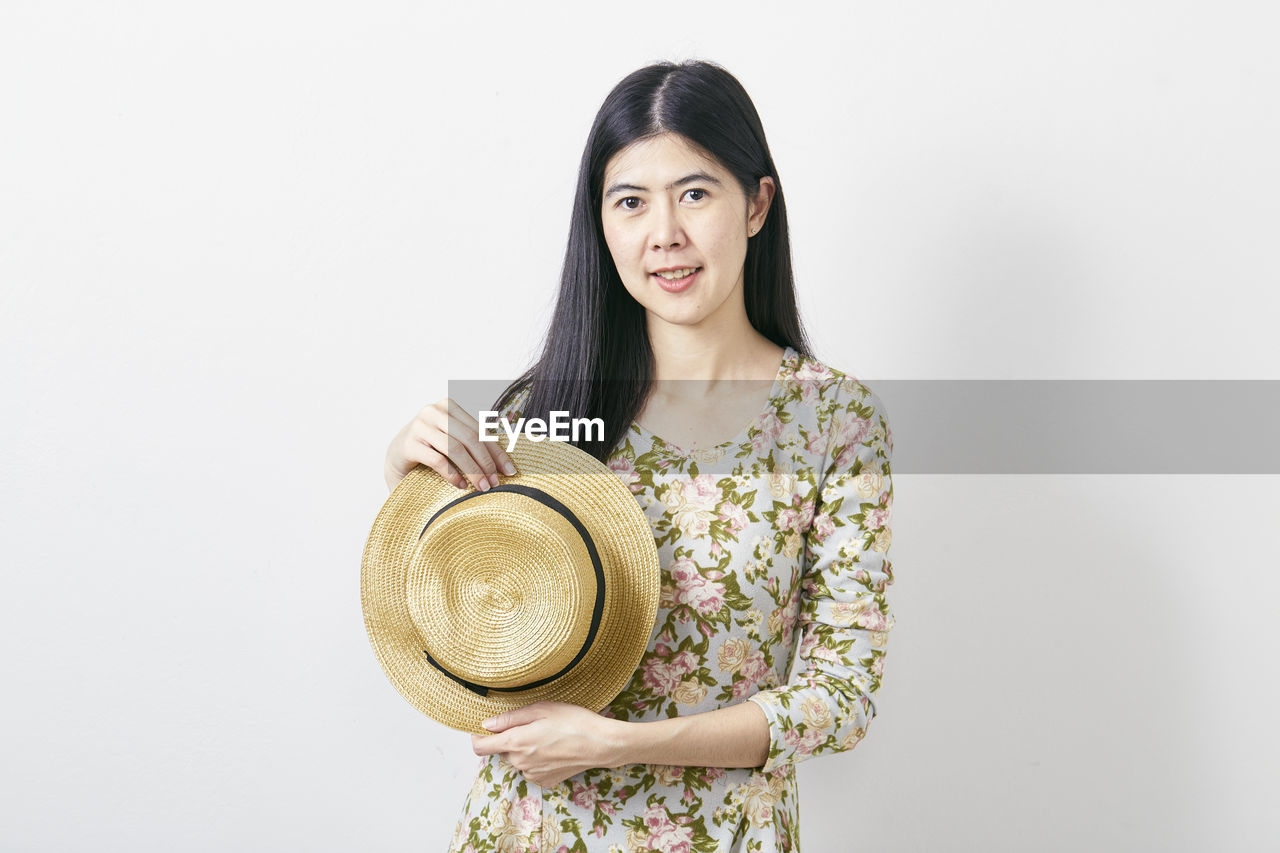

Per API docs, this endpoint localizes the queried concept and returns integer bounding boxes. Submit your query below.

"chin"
[652,307,711,327]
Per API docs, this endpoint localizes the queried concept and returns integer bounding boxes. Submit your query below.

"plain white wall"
[3,1,1277,850]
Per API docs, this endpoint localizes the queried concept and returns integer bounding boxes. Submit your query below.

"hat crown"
[408,488,601,690]
[362,434,661,734]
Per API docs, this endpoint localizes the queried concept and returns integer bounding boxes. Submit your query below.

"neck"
[645,306,781,384]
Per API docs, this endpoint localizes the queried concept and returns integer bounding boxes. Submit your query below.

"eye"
[619,197,642,210]
[683,188,708,202]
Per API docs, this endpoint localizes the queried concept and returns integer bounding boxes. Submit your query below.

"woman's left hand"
[471,700,628,788]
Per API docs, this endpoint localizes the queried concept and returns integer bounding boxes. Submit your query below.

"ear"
[748,176,776,235]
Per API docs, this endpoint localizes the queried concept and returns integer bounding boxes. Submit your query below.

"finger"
[471,734,506,757]
[483,706,541,732]
[415,418,492,493]
[416,400,495,489]
[447,399,512,484]
[408,439,468,490]
[439,402,504,491]
[486,441,518,479]
[467,403,518,478]
[404,405,471,489]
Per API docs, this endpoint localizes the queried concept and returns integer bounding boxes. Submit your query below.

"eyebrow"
[603,172,724,199]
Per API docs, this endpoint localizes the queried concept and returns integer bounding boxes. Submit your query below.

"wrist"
[601,717,641,768]
[602,715,686,768]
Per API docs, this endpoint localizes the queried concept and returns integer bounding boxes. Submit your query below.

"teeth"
[655,268,698,280]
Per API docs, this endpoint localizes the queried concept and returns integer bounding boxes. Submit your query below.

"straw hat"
[361,434,660,735]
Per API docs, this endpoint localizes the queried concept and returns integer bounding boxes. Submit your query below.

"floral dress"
[448,346,895,853]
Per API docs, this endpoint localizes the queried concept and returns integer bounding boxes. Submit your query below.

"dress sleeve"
[747,379,896,773]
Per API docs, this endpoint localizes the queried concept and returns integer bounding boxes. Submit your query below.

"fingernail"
[477,478,489,491]
[481,718,496,730]
[501,461,517,476]
[490,475,502,489]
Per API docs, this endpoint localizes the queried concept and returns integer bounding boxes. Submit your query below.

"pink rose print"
[794,362,833,382]
[794,366,832,408]
[641,649,700,696]
[777,506,798,531]
[812,512,836,542]
[640,804,694,853]
[783,726,826,757]
[673,650,699,670]
[687,474,720,505]
[570,781,599,810]
[641,660,682,695]
[740,649,769,684]
[731,649,772,699]
[750,411,785,453]
[797,498,814,531]
[854,608,890,631]
[800,381,821,407]
[512,796,540,833]
[608,456,641,493]
[669,557,726,616]
[717,500,748,535]
[664,474,721,538]
[777,495,814,533]
[806,428,829,456]
[799,629,819,659]
[864,506,889,530]
[832,412,873,470]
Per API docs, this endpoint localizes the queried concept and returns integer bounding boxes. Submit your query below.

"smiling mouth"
[652,267,701,281]
[651,267,702,292]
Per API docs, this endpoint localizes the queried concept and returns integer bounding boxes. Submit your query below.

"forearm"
[609,699,770,769]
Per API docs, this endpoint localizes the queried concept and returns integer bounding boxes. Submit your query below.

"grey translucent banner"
[448,379,1280,474]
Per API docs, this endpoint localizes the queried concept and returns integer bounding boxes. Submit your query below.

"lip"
[650,266,702,293]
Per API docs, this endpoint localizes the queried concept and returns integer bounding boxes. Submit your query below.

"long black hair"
[495,59,811,462]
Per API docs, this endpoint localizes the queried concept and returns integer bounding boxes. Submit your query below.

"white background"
[3,1,1278,850]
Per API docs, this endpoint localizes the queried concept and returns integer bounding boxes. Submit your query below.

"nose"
[648,199,686,250]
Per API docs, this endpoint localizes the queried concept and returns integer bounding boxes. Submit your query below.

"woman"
[383,59,895,853]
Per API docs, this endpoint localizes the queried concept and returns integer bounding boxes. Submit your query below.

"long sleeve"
[747,378,896,773]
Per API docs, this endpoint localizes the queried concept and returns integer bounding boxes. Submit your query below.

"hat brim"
[361,436,660,734]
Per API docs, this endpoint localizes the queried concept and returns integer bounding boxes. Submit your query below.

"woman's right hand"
[383,398,518,493]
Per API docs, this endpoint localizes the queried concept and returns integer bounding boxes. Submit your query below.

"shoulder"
[786,350,892,459]
[785,350,887,416]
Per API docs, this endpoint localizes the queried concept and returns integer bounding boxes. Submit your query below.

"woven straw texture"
[361,435,660,735]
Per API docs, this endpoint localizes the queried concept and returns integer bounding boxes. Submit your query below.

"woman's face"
[600,132,773,330]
